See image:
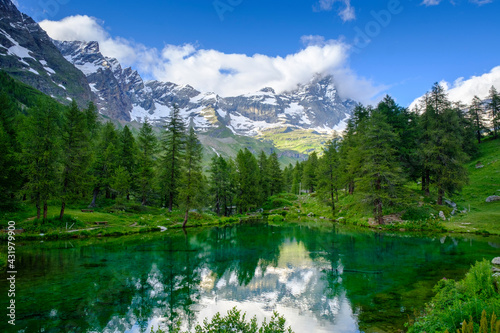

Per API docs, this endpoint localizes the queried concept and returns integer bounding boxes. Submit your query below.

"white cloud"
[314,0,356,22]
[410,66,500,108]
[40,15,383,104]
[421,0,493,5]
[421,0,443,5]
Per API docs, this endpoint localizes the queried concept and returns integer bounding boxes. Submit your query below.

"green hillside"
[444,138,500,234]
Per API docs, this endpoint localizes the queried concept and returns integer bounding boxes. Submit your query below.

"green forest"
[1,71,499,231]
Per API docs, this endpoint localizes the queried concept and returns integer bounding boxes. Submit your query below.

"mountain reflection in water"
[1,223,499,333]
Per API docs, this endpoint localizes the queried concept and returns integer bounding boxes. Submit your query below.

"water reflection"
[1,224,499,333]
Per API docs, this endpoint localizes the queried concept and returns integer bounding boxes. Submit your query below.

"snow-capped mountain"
[0,0,92,106]
[55,40,356,136]
[0,0,355,138]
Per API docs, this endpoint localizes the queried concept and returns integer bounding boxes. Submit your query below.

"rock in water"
[486,195,500,203]
[439,211,446,220]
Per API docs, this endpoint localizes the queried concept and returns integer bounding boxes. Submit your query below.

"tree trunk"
[437,188,444,205]
[127,193,130,201]
[330,184,335,216]
[36,203,41,219]
[183,208,189,228]
[59,201,66,220]
[142,194,147,206]
[169,192,174,212]
[43,202,48,221]
[89,188,99,208]
[374,199,384,224]
[425,170,430,196]
[421,171,426,192]
[105,188,110,199]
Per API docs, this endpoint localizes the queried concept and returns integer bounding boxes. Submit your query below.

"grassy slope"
[287,138,500,234]
[444,138,500,234]
[257,127,330,155]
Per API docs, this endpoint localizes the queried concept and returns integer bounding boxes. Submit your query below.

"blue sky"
[16,0,500,106]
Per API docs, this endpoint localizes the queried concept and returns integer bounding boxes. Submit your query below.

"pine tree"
[282,163,294,193]
[136,120,158,205]
[0,92,21,207]
[160,105,186,211]
[89,122,119,207]
[257,151,271,204]
[421,84,469,205]
[291,161,303,195]
[268,152,283,196]
[469,96,486,144]
[488,86,500,139]
[59,101,90,219]
[235,148,259,213]
[118,125,137,200]
[179,127,204,227]
[318,137,341,216]
[112,166,131,204]
[302,151,318,193]
[21,99,61,220]
[357,110,405,224]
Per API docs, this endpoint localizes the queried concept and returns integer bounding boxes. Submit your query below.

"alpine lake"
[1,221,499,333]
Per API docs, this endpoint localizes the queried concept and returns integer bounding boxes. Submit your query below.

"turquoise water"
[1,223,499,333]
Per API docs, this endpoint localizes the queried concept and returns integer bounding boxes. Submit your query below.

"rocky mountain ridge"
[55,39,356,136]
[0,0,92,107]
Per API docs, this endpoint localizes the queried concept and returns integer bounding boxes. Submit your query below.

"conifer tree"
[421,84,469,205]
[302,151,318,193]
[357,110,405,224]
[468,96,486,144]
[89,122,119,207]
[160,105,186,211]
[179,127,204,227]
[268,152,283,196]
[282,163,294,193]
[235,148,259,213]
[488,86,500,139]
[137,120,158,205]
[291,161,303,195]
[257,151,271,203]
[0,92,20,207]
[112,166,131,204]
[318,137,341,216]
[21,99,61,220]
[118,125,137,200]
[59,101,90,220]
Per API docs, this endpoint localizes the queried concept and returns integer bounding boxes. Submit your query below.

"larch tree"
[357,110,405,224]
[488,86,500,139]
[318,137,341,216]
[21,99,61,220]
[302,151,318,193]
[59,100,90,220]
[235,148,259,213]
[160,105,186,211]
[179,127,204,228]
[268,152,283,196]
[89,122,119,207]
[468,95,486,144]
[118,125,137,200]
[136,120,158,205]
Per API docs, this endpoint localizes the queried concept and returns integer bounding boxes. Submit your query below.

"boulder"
[445,200,457,208]
[492,257,500,265]
[486,195,500,203]
[439,211,446,221]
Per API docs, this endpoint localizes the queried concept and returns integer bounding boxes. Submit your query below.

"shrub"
[408,260,500,333]
[151,307,294,333]
[268,214,285,223]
